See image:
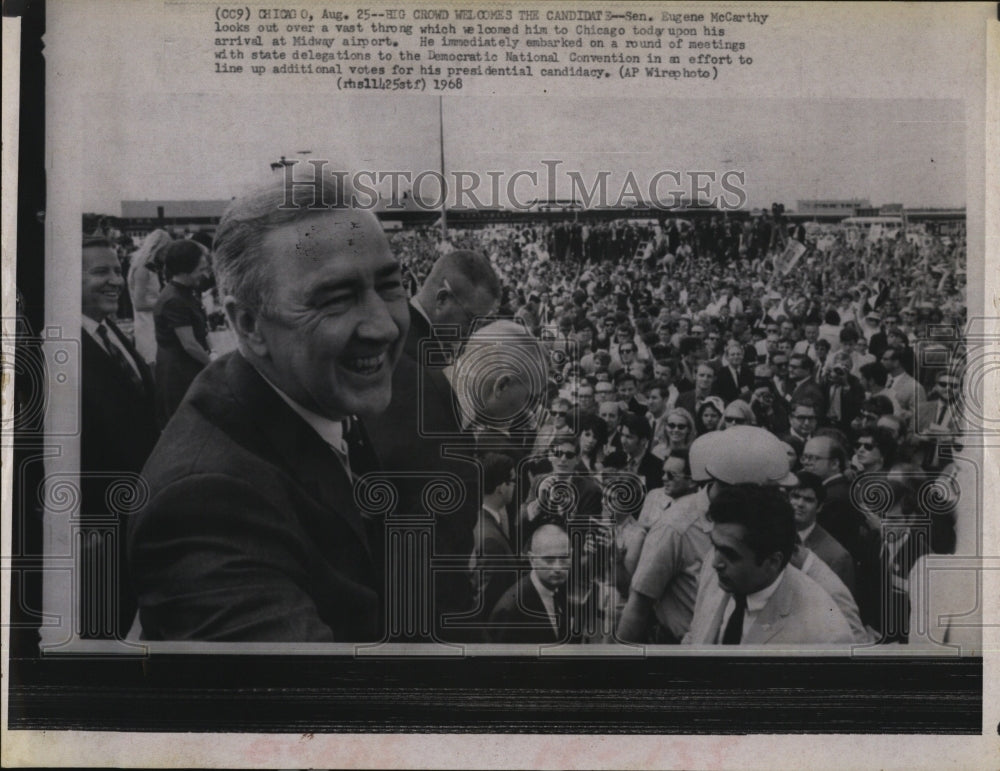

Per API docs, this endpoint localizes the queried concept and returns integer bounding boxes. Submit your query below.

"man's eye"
[319,294,353,309]
[377,280,405,297]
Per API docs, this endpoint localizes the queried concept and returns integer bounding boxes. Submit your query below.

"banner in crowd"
[775,238,807,275]
[815,234,837,253]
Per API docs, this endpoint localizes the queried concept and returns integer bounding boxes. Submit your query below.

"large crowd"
[79,186,969,647]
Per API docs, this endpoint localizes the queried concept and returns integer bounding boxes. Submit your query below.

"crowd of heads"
[89,175,968,645]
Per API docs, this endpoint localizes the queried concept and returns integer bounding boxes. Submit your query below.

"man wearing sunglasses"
[915,372,964,470]
[532,397,573,454]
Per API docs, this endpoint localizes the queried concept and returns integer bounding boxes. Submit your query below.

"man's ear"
[493,373,513,396]
[224,296,268,358]
[763,550,785,578]
[435,286,450,310]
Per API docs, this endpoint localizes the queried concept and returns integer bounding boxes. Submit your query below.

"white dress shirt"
[717,568,787,643]
[257,368,351,473]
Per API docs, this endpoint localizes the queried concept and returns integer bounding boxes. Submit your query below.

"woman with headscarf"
[695,395,725,434]
[128,229,173,366]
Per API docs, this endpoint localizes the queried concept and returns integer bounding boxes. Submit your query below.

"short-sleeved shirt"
[153,280,208,352]
[629,488,714,641]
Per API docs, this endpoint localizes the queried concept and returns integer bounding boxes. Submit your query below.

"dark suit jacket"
[365,303,482,636]
[825,376,865,432]
[790,377,826,414]
[635,451,664,493]
[804,524,856,596]
[674,389,706,420]
[818,474,878,575]
[128,352,382,642]
[524,471,603,528]
[868,331,888,359]
[780,430,809,465]
[81,321,159,492]
[488,574,562,644]
[80,321,159,637]
[470,510,517,623]
[710,361,754,404]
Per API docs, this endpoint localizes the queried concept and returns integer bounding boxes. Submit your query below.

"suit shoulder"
[490,575,535,616]
[784,565,853,636]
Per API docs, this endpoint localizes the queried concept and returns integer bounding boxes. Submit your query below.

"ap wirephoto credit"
[3,1,997,768]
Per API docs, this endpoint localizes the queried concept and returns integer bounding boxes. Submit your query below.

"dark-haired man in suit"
[81,237,159,638]
[469,453,518,624]
[789,472,856,595]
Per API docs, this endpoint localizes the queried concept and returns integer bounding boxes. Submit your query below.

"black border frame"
[5,0,984,737]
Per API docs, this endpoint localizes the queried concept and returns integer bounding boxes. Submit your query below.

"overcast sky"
[81,94,965,214]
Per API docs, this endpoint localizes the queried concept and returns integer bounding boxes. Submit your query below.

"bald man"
[449,319,548,462]
[488,523,570,644]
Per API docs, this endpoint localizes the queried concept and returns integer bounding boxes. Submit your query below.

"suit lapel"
[704,592,730,644]
[744,574,793,643]
[478,510,511,552]
[224,353,374,560]
[690,574,730,644]
[106,317,155,396]
[405,303,452,364]
[520,577,558,639]
[83,328,147,397]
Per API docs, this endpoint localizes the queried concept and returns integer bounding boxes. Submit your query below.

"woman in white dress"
[128,229,172,366]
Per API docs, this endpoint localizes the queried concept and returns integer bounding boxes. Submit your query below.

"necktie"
[886,375,894,389]
[721,594,747,644]
[828,385,842,421]
[97,323,142,390]
[552,586,568,640]
[332,417,361,479]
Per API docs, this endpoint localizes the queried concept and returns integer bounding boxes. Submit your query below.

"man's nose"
[357,293,401,343]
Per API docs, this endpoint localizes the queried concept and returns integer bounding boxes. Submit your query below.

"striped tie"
[97,323,142,390]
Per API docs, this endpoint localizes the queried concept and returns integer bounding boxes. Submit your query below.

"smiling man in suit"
[80,237,160,638]
[129,169,409,641]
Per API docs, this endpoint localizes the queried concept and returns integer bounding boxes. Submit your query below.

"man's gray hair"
[213,164,356,315]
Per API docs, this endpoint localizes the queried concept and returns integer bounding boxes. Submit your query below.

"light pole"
[438,96,447,239]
